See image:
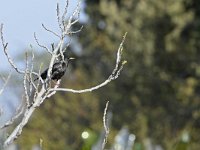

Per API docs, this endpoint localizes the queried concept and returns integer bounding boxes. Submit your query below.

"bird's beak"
[69,57,75,60]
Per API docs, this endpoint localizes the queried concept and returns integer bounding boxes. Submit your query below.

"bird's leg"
[52,80,57,85]
[53,80,61,87]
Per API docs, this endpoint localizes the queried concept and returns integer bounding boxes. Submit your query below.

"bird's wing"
[52,62,62,72]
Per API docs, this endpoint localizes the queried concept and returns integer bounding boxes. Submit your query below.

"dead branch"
[50,33,127,93]
[102,101,110,150]
[0,72,11,96]
[23,53,30,107]
[41,24,61,39]
[0,24,24,74]
[1,0,127,147]
[0,100,25,129]
[34,32,53,55]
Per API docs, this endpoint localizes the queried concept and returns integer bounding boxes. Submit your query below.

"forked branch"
[0,0,127,147]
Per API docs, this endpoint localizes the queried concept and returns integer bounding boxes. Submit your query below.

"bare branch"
[28,50,36,95]
[71,17,80,26]
[102,101,110,150]
[23,53,30,107]
[68,25,83,35]
[0,24,25,74]
[51,33,127,93]
[46,80,61,98]
[2,0,127,147]
[41,24,61,38]
[33,64,44,102]
[69,1,81,24]
[0,72,11,96]
[50,78,113,93]
[56,3,63,32]
[113,32,127,74]
[64,1,81,35]
[57,39,71,58]
[59,40,65,61]
[0,101,25,129]
[3,85,47,147]
[1,24,39,77]
[61,0,69,26]
[34,32,52,55]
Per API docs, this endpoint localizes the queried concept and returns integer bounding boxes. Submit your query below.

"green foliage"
[18,0,200,149]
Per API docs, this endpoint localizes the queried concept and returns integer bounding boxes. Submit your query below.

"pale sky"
[0,0,86,124]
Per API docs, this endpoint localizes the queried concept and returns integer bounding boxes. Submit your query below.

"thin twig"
[33,64,43,102]
[58,39,71,57]
[0,101,25,129]
[0,24,25,74]
[29,50,36,95]
[34,32,52,55]
[0,72,12,96]
[102,101,110,150]
[59,39,65,61]
[51,77,113,93]
[64,1,81,35]
[112,32,127,75]
[41,24,61,38]
[61,0,69,27]
[0,27,39,78]
[23,53,30,107]
[68,26,83,35]
[56,3,63,32]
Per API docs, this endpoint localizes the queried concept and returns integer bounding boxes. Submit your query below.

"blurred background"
[1,0,200,150]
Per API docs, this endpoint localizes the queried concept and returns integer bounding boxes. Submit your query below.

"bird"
[34,57,75,81]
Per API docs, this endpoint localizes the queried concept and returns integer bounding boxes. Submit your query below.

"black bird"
[35,57,75,81]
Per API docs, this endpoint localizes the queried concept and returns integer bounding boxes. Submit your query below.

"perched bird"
[34,57,75,81]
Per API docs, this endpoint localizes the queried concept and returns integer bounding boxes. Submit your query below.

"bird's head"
[63,57,75,62]
[65,57,75,66]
